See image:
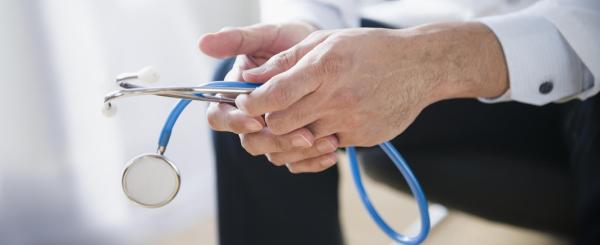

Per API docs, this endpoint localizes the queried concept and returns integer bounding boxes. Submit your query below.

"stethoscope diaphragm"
[121,154,181,208]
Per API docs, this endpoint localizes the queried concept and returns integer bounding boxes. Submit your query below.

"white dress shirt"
[260,0,599,105]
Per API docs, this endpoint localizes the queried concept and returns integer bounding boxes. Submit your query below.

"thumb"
[242,30,332,82]
[198,24,278,59]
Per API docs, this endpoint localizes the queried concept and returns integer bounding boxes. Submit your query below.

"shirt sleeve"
[259,0,359,29]
[478,0,600,105]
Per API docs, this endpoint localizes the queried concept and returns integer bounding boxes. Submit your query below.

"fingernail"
[291,134,311,148]
[317,140,336,153]
[245,120,262,132]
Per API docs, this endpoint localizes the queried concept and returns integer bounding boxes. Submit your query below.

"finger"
[264,92,324,135]
[224,55,267,83]
[223,56,247,81]
[285,152,338,174]
[265,135,338,165]
[307,121,370,147]
[242,30,332,82]
[206,101,264,134]
[239,127,314,156]
[235,65,321,117]
[235,40,335,117]
[306,118,339,139]
[198,24,278,58]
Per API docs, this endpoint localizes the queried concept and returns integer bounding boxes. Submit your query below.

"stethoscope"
[103,67,431,244]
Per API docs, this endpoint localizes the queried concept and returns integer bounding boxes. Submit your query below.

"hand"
[236,22,508,171]
[199,22,341,172]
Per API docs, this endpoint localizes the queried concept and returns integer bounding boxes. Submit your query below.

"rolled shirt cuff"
[478,11,590,105]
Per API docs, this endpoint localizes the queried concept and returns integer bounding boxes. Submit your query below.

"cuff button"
[539,81,553,94]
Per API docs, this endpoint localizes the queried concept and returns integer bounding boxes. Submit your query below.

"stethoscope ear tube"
[348,144,430,244]
[156,95,431,244]
[113,78,431,244]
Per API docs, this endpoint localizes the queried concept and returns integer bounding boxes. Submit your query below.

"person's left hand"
[235,22,508,172]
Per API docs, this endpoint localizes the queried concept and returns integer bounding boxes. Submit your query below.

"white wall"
[0,0,258,244]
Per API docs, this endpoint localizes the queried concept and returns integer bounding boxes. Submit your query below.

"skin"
[199,21,508,173]
[200,22,340,172]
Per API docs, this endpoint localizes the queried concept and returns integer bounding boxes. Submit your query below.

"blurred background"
[1,0,258,244]
[0,0,569,244]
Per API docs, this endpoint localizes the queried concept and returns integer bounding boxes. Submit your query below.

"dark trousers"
[212,57,342,245]
[212,20,600,245]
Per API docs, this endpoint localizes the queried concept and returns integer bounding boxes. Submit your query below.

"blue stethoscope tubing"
[158,82,431,244]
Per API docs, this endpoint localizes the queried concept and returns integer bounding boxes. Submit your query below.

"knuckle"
[314,50,345,77]
[239,135,259,156]
[327,33,347,43]
[264,113,289,135]
[266,83,292,106]
[272,51,295,69]
[327,33,353,50]
[266,153,287,166]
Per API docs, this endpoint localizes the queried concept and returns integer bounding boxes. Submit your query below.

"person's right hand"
[199,22,340,172]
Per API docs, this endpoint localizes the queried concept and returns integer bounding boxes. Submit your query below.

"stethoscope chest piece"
[122,153,181,208]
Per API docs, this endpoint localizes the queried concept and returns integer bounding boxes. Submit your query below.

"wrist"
[415,22,509,103]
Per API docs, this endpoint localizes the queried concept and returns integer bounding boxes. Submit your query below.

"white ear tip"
[137,66,160,83]
[102,102,117,117]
